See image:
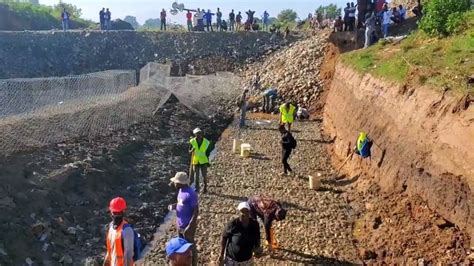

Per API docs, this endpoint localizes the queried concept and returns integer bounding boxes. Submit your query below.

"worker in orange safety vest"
[104,197,135,266]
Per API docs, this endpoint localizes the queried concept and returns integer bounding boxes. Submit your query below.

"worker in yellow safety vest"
[279,102,296,132]
[189,128,214,193]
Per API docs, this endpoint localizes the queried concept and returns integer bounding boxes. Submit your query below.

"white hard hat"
[193,128,202,134]
[237,202,250,211]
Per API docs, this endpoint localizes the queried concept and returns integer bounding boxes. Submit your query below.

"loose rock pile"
[242,35,328,109]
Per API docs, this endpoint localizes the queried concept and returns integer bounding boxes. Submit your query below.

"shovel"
[332,151,353,180]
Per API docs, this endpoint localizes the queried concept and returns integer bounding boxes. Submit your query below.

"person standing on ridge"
[161,8,167,31]
[279,102,296,132]
[348,2,357,31]
[229,9,235,31]
[248,195,288,251]
[196,8,204,31]
[205,9,214,31]
[104,197,135,266]
[364,11,376,48]
[186,10,193,31]
[263,11,270,31]
[246,9,255,24]
[189,128,214,193]
[99,8,105,30]
[105,8,112,30]
[236,11,243,31]
[169,172,199,266]
[216,8,223,31]
[61,9,70,32]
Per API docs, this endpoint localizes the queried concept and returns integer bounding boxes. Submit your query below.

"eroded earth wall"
[324,63,474,245]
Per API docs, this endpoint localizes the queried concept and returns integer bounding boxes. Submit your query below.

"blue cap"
[165,237,193,257]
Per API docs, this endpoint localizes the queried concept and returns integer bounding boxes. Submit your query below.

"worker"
[238,88,249,128]
[104,197,135,266]
[248,196,287,251]
[280,124,297,176]
[166,237,194,266]
[169,172,199,266]
[279,102,296,132]
[189,128,213,193]
[354,132,373,159]
[261,88,278,113]
[296,106,310,120]
[218,202,262,265]
[252,72,260,91]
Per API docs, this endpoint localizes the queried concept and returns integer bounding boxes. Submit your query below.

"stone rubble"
[241,35,328,109]
[143,114,361,264]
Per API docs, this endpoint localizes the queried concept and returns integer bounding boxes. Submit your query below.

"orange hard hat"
[109,197,127,213]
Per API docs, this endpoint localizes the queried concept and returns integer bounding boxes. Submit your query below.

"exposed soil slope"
[323,62,473,263]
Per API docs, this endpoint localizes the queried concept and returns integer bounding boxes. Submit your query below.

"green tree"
[277,9,297,22]
[316,4,341,19]
[53,2,82,18]
[124,15,140,29]
[419,0,471,36]
[142,18,161,29]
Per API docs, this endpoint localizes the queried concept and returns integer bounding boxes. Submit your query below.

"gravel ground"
[143,113,361,265]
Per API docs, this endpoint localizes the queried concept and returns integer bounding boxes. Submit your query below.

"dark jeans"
[206,20,213,31]
[161,19,166,30]
[282,149,293,174]
[262,95,275,113]
[190,164,208,192]
[178,227,198,266]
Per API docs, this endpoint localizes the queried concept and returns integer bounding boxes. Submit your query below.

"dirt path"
[143,114,361,265]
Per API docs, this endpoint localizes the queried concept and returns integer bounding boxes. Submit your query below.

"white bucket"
[232,139,242,154]
[309,174,321,190]
[240,143,252,158]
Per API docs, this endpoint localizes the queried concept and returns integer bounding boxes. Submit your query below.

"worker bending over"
[248,196,287,251]
[279,102,296,132]
[354,132,373,160]
[189,128,214,193]
[261,88,278,113]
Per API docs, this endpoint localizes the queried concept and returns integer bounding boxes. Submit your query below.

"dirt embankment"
[323,61,473,263]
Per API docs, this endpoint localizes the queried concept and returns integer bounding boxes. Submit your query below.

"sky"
[39,0,350,25]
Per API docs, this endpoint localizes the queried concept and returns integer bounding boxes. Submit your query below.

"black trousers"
[282,148,293,174]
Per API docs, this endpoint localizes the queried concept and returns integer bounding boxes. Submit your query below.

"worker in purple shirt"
[169,172,199,266]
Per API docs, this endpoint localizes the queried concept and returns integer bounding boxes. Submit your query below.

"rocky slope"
[0,31,285,79]
[241,34,328,110]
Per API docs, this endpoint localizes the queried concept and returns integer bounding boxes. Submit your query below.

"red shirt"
[376,0,386,12]
[186,13,192,21]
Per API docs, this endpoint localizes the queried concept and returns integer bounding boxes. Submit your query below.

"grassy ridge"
[0,2,94,30]
[341,11,474,94]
